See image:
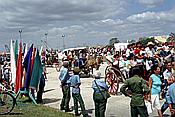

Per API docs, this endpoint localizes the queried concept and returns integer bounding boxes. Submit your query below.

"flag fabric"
[10,40,16,84]
[30,50,43,90]
[30,47,36,73]
[23,43,28,60]
[15,42,23,93]
[14,40,18,64]
[39,46,43,56]
[23,44,33,89]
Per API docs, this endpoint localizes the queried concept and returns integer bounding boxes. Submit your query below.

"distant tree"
[167,32,175,42]
[139,37,155,46]
[127,39,136,44]
[109,37,120,46]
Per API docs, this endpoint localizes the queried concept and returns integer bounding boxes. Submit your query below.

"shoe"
[65,109,73,112]
[60,108,65,111]
[75,113,81,116]
[83,114,89,117]
[60,106,65,111]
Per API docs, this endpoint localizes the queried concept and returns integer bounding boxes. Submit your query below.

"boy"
[70,67,88,117]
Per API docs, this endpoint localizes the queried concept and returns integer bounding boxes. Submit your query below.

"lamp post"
[62,34,65,49]
[19,29,22,41]
[45,33,48,49]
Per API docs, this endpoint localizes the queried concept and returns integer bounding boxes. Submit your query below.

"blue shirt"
[70,75,80,94]
[150,74,162,95]
[167,83,175,104]
[59,67,70,84]
[92,79,108,93]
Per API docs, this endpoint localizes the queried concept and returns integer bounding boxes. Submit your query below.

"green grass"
[2,101,74,117]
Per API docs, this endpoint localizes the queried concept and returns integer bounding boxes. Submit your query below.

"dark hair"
[165,61,171,65]
[73,71,79,75]
[129,66,142,78]
[151,65,159,74]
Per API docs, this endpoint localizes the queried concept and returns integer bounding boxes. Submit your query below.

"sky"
[0,0,175,51]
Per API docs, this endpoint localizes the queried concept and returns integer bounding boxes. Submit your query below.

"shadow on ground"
[44,89,55,93]
[43,98,61,104]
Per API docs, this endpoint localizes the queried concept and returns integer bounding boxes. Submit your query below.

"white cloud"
[0,0,174,50]
[127,9,175,23]
[138,0,164,7]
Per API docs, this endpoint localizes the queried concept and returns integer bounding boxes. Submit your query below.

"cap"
[147,42,154,46]
[73,67,80,73]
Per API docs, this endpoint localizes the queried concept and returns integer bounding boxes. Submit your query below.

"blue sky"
[0,0,175,51]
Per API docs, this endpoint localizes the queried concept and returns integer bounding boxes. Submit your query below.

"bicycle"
[0,82,16,115]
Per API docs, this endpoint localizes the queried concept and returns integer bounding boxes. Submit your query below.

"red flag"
[30,47,36,74]
[15,42,23,93]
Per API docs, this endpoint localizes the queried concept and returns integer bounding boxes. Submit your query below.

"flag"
[15,42,23,93]
[39,46,43,56]
[23,43,28,62]
[10,40,16,85]
[30,50,43,90]
[30,47,36,73]
[14,40,18,64]
[23,44,33,89]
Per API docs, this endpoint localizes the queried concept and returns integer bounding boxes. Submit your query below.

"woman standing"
[149,65,162,117]
[92,71,109,117]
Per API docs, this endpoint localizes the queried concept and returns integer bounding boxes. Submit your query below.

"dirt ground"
[43,63,171,117]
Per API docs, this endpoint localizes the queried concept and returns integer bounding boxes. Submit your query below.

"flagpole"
[19,29,22,41]
[62,34,65,49]
[45,33,48,49]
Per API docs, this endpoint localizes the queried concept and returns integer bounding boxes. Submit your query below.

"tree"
[109,37,120,46]
[139,37,155,46]
[167,32,175,43]
[127,39,136,44]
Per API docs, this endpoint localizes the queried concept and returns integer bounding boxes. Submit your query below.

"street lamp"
[45,33,48,49]
[19,29,22,41]
[62,34,65,49]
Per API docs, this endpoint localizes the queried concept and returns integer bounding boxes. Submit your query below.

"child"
[70,67,88,117]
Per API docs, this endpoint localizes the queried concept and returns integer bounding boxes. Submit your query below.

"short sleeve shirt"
[150,74,162,95]
[70,75,80,94]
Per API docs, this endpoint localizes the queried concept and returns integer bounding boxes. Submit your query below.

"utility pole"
[62,34,65,49]
[45,33,48,49]
[19,29,22,41]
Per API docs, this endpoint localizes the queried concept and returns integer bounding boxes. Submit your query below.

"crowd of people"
[57,41,175,117]
[0,40,174,117]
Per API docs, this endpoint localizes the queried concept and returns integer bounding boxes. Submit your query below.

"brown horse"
[85,56,100,74]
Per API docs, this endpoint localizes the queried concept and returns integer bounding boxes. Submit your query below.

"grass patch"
[2,104,74,117]
[1,97,74,117]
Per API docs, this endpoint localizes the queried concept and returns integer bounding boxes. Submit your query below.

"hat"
[73,67,80,73]
[94,70,101,78]
[147,42,154,46]
[63,61,69,67]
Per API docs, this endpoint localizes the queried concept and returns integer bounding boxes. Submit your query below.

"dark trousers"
[161,92,169,113]
[93,93,107,117]
[60,85,70,110]
[37,75,45,103]
[72,93,87,116]
[131,106,148,117]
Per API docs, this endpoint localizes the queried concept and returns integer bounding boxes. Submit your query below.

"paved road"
[43,63,171,117]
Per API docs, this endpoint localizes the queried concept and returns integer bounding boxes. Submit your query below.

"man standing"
[167,81,175,117]
[59,61,72,112]
[120,66,150,117]
[161,61,174,114]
